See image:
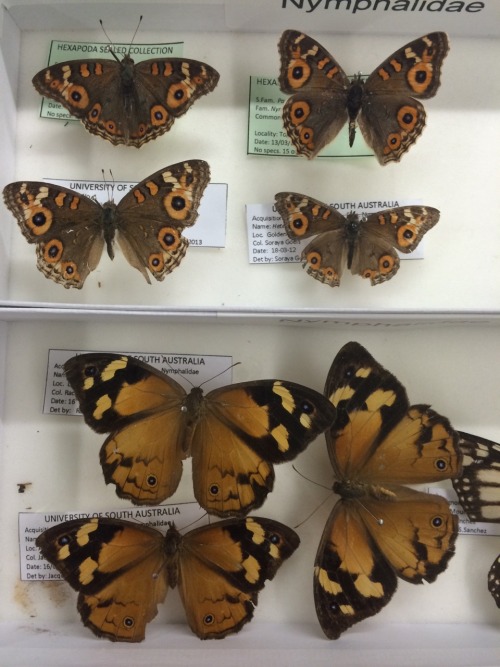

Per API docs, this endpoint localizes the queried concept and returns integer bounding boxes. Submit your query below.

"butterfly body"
[33,54,220,147]
[314,342,461,638]
[64,353,336,515]
[36,516,299,641]
[275,192,439,287]
[3,160,210,288]
[278,31,449,164]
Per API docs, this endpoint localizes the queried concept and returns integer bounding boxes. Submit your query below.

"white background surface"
[0,1,499,664]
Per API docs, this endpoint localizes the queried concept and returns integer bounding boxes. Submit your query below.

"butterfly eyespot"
[203,613,215,626]
[403,229,414,239]
[88,103,102,123]
[122,616,135,628]
[146,475,158,488]
[62,262,78,278]
[167,83,190,108]
[83,365,98,378]
[33,212,46,226]
[407,63,433,94]
[344,365,355,379]
[388,133,401,148]
[57,535,71,546]
[435,458,448,471]
[171,196,186,211]
[300,400,314,415]
[431,515,444,528]
[209,484,220,496]
[269,532,281,545]
[47,242,61,259]
[288,59,311,88]
[66,85,89,108]
[150,105,169,126]
[306,251,321,267]
[290,101,311,125]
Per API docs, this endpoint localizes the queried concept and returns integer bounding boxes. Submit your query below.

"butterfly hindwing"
[36,516,299,641]
[453,431,500,523]
[2,160,210,288]
[32,56,219,147]
[64,353,336,514]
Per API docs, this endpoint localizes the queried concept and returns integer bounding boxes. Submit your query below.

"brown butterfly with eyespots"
[3,161,210,288]
[278,31,449,164]
[64,352,336,516]
[314,342,462,638]
[274,192,439,286]
[32,47,219,147]
[36,516,299,641]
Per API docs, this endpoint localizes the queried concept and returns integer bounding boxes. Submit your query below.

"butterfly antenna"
[198,362,241,389]
[294,491,333,530]
[180,511,208,532]
[292,464,331,491]
[99,20,121,63]
[128,15,143,54]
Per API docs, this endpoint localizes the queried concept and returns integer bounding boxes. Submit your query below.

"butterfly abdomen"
[346,78,364,146]
[102,202,119,260]
[344,212,361,270]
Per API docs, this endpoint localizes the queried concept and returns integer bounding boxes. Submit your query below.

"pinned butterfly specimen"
[3,160,210,288]
[314,341,461,638]
[274,192,439,286]
[36,515,299,641]
[452,431,500,523]
[32,48,219,147]
[278,31,449,164]
[452,432,500,609]
[64,353,336,516]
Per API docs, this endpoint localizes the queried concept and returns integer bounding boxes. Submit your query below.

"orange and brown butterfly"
[314,341,462,638]
[36,515,299,641]
[452,432,500,608]
[64,353,336,516]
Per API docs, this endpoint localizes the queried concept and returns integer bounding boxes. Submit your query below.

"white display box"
[0,1,499,664]
[0,0,499,320]
[1,318,500,665]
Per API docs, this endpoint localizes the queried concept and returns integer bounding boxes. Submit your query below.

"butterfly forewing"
[37,517,299,641]
[453,431,500,523]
